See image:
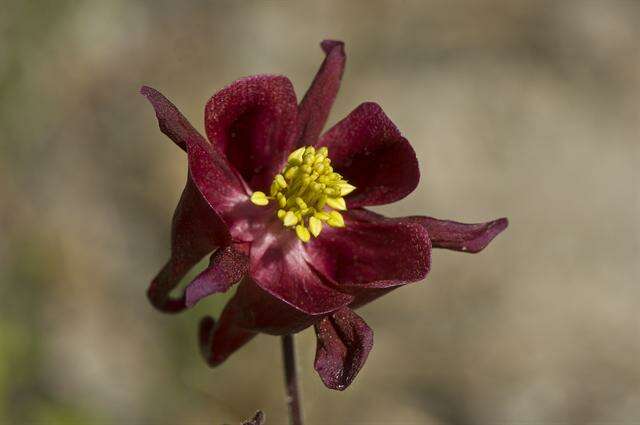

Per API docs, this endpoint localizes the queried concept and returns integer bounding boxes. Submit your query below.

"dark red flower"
[141,40,508,391]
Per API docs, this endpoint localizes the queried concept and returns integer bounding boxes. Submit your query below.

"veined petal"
[314,307,373,390]
[147,179,231,313]
[185,245,249,308]
[306,209,431,291]
[204,75,299,192]
[141,86,247,215]
[296,40,346,147]
[317,102,420,208]
[249,228,353,315]
[349,209,508,253]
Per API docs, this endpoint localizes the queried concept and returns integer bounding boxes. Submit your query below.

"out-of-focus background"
[1,1,638,423]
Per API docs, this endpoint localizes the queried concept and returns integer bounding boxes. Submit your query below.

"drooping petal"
[414,216,509,253]
[296,40,346,147]
[306,210,431,291]
[204,75,299,192]
[141,86,247,216]
[185,245,249,308]
[250,226,353,315]
[348,209,508,253]
[231,278,319,335]
[314,307,373,391]
[147,179,231,313]
[199,307,257,368]
[317,102,419,208]
[197,276,317,367]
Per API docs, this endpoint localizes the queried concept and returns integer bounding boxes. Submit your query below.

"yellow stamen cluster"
[250,146,355,242]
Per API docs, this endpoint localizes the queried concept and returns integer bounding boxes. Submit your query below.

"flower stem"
[281,334,303,425]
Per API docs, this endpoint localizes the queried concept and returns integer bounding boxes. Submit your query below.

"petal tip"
[184,285,201,308]
[464,217,509,253]
[321,39,345,54]
[140,85,161,100]
[355,101,383,115]
[496,217,509,231]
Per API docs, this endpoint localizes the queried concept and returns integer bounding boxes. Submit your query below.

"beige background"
[1,1,638,423]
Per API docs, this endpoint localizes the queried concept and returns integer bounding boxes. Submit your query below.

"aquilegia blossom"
[142,40,507,390]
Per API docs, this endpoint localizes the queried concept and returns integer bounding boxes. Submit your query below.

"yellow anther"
[283,211,298,227]
[295,198,308,210]
[251,146,355,242]
[275,174,287,188]
[324,187,339,197]
[270,181,279,196]
[285,166,299,180]
[295,225,311,242]
[326,197,346,211]
[316,195,327,209]
[309,216,323,237]
[327,211,345,228]
[250,191,269,206]
[277,193,287,208]
[314,211,330,221]
[338,183,356,196]
[288,147,306,163]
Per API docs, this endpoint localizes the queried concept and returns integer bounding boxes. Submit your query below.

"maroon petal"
[306,210,431,291]
[317,102,419,207]
[415,216,509,253]
[229,278,319,335]
[139,85,194,153]
[141,86,247,216]
[204,75,299,192]
[314,307,373,390]
[147,179,231,313]
[199,298,257,367]
[198,275,315,366]
[296,40,346,147]
[185,245,249,308]
[250,228,353,315]
[349,209,508,253]
[349,287,396,310]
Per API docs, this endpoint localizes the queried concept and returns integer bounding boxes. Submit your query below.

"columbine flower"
[142,40,508,390]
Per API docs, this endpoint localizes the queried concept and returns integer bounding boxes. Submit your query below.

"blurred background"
[1,0,639,423]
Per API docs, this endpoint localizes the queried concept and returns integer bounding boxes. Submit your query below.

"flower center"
[250,146,355,242]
